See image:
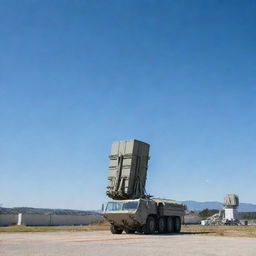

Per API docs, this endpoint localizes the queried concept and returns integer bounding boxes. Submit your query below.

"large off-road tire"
[158,217,167,233]
[124,228,135,234]
[173,217,181,233]
[144,216,156,234]
[110,224,123,234]
[166,216,174,233]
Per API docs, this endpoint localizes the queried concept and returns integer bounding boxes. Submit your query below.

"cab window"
[123,201,139,210]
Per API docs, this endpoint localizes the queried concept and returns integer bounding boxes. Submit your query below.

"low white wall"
[0,214,18,226]
[240,219,256,226]
[0,213,103,226]
[51,214,102,225]
[22,214,51,226]
[22,214,103,226]
[184,215,202,224]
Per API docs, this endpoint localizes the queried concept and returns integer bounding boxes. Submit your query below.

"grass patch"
[1,223,256,237]
[181,225,256,237]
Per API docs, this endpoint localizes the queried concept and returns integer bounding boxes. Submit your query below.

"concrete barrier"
[0,214,18,226]
[184,215,202,224]
[22,214,51,226]
[240,219,256,226]
[0,213,103,226]
[22,214,103,226]
[50,214,102,226]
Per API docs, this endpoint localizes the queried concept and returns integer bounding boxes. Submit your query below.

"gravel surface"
[1,231,256,256]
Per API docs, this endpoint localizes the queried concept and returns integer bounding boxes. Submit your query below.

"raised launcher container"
[106,139,150,200]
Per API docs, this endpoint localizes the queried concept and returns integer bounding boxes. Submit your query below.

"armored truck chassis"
[104,198,186,234]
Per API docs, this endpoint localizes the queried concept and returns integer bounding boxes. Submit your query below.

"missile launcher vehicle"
[103,139,186,234]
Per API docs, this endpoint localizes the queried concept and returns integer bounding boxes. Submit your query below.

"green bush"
[199,208,219,218]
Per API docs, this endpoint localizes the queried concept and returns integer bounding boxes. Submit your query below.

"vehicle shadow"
[173,231,213,235]
[134,231,213,236]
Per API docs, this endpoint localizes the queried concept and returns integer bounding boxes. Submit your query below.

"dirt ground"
[1,230,256,256]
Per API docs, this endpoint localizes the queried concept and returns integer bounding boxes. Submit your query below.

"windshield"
[105,202,123,211]
[105,201,139,212]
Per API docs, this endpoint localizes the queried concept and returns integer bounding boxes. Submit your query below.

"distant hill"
[238,203,256,212]
[182,201,256,212]
[0,207,101,216]
[182,201,222,211]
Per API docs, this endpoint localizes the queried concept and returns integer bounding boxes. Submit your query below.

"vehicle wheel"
[158,217,166,233]
[144,216,156,234]
[124,228,135,234]
[174,217,181,233]
[110,224,123,234]
[166,217,174,233]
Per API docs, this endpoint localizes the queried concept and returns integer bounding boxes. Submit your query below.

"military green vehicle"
[103,139,186,234]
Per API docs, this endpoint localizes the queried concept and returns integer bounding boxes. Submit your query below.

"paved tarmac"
[1,231,256,256]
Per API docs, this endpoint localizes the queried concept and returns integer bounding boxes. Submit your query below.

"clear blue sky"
[0,0,255,210]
